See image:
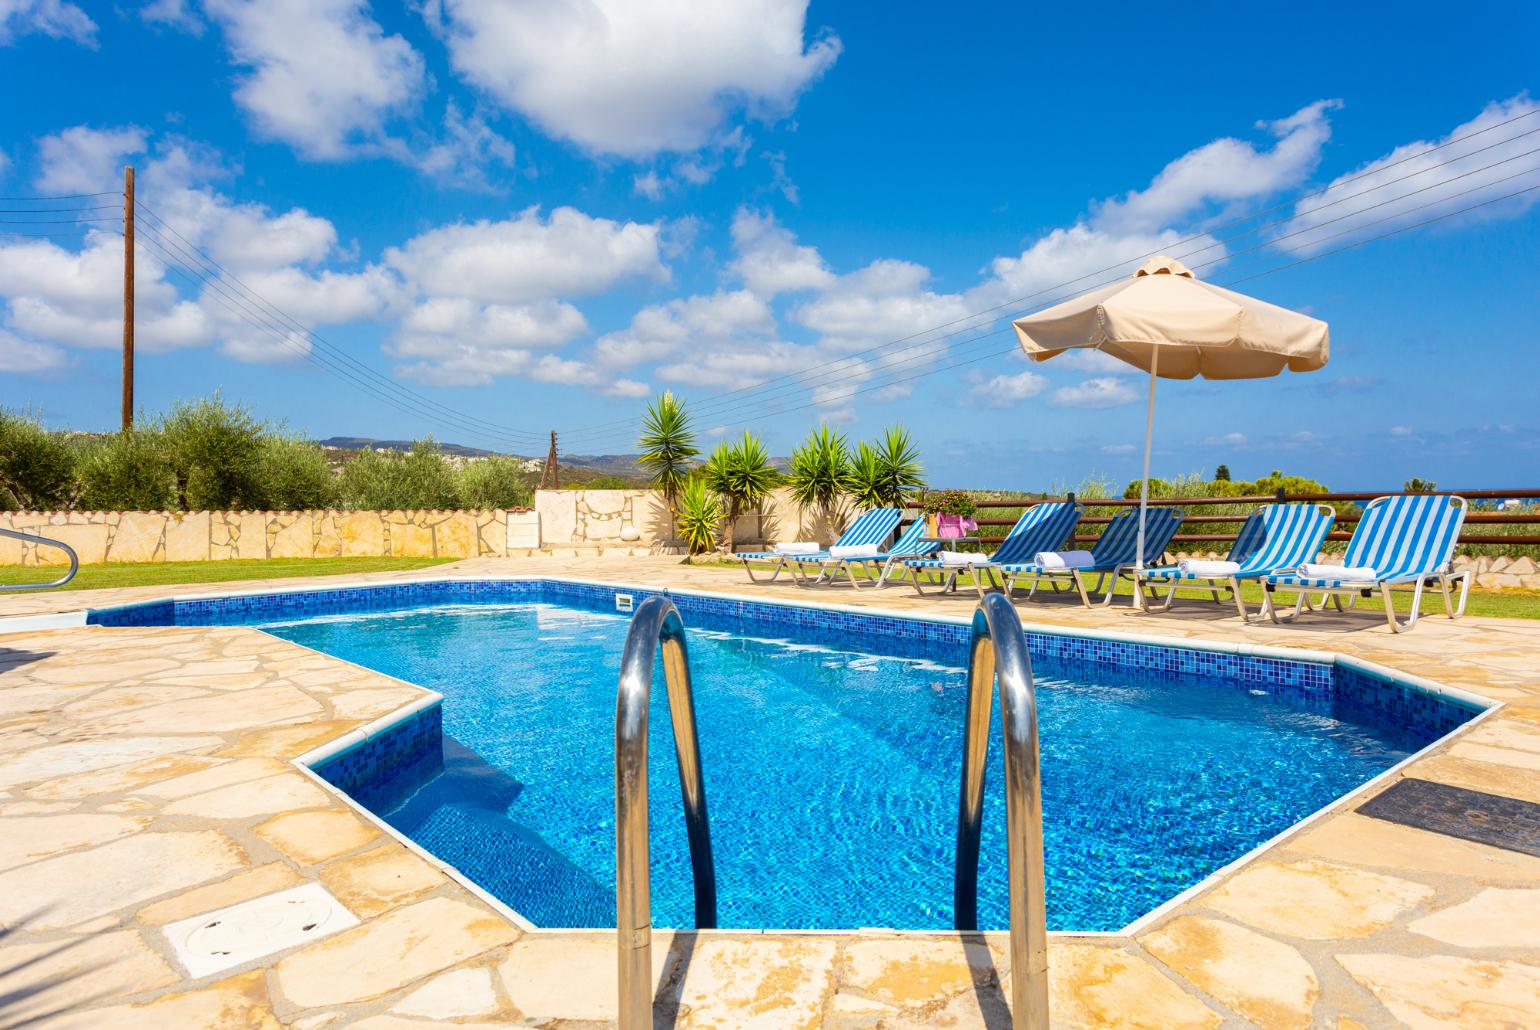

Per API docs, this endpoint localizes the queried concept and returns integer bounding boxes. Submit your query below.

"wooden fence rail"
[931,489,1540,548]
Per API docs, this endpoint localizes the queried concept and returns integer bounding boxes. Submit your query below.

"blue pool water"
[261,599,1444,933]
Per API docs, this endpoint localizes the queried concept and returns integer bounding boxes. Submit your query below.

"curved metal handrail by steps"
[0,528,79,592]
[615,593,716,1030]
[954,591,1050,1028]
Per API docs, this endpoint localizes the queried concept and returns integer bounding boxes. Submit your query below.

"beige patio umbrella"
[1012,255,1329,571]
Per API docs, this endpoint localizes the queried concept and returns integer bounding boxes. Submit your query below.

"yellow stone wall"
[0,510,517,565]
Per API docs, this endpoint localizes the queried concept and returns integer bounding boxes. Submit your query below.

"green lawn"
[0,556,458,594]
[713,557,1540,620]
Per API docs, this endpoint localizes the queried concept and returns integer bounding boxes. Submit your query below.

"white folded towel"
[1034,550,1094,569]
[1295,563,1378,582]
[773,542,819,555]
[939,550,989,566]
[829,543,880,559]
[1177,559,1242,577]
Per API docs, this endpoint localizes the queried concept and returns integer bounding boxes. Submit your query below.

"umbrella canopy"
[1012,256,1329,378]
[1011,255,1329,579]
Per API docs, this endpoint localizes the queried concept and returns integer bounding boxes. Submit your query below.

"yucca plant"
[701,431,780,552]
[845,424,925,509]
[787,425,850,533]
[636,391,699,539]
[675,477,724,557]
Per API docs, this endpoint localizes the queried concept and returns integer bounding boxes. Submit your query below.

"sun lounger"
[799,516,939,589]
[738,508,903,584]
[903,501,1082,597]
[1260,494,1469,633]
[997,507,1185,606]
[1134,503,1335,619]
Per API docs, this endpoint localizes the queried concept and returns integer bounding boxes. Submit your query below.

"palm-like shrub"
[637,391,699,538]
[844,425,925,510]
[675,477,723,556]
[701,431,780,552]
[787,425,850,534]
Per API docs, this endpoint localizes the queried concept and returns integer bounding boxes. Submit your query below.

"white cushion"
[1033,550,1094,569]
[829,544,880,559]
[1176,559,1242,577]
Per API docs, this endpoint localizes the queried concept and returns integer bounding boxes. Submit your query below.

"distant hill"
[318,437,649,485]
[318,437,502,459]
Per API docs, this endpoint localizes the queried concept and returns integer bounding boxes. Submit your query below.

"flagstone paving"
[1,554,1538,1027]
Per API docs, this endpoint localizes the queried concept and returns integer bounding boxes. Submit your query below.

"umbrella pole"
[1136,349,1159,576]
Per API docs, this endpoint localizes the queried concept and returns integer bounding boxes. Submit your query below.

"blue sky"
[1,1,1537,490]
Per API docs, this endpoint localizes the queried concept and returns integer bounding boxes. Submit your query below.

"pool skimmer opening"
[163,882,359,978]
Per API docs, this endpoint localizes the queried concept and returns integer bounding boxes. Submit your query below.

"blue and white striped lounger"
[1261,494,1470,633]
[997,506,1185,607]
[903,501,1082,598]
[1134,503,1336,620]
[738,507,903,585]
[800,516,939,589]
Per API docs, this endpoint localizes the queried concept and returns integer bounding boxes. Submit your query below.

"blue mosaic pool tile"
[313,703,444,810]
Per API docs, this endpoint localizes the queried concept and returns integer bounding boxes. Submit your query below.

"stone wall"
[531,487,855,555]
[0,509,534,565]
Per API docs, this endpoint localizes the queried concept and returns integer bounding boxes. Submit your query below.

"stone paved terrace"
[1,554,1538,1029]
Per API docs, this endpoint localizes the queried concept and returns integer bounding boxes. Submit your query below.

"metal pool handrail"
[615,593,717,1030]
[0,528,79,592]
[954,592,1049,1028]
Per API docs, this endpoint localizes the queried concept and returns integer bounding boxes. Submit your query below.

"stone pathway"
[0,555,1537,1028]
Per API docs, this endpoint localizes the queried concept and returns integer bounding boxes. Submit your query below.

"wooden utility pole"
[541,430,559,490]
[121,165,135,431]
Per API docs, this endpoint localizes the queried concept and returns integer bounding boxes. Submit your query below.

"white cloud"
[0,0,95,46]
[730,209,832,295]
[970,369,1047,408]
[205,0,425,159]
[429,0,839,157]
[1390,424,1414,437]
[0,329,70,373]
[219,327,311,364]
[1051,377,1139,408]
[1095,101,1339,233]
[35,125,146,194]
[796,259,971,354]
[1282,95,1540,252]
[1100,443,1137,455]
[385,207,666,303]
[412,104,516,190]
[633,171,668,201]
[139,0,202,32]
[0,234,216,352]
[1202,431,1248,446]
[389,298,589,386]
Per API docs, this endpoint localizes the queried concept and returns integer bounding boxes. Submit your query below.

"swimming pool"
[91,579,1483,933]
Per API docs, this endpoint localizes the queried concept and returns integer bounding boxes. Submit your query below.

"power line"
[565,145,1540,443]
[569,176,1540,450]
[132,202,549,449]
[133,223,549,451]
[563,108,1540,439]
[0,190,121,201]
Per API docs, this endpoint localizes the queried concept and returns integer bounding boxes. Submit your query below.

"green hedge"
[0,399,533,513]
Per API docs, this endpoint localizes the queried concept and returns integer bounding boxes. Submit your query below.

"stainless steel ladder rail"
[954,592,1050,1028]
[0,528,79,592]
[615,593,717,1030]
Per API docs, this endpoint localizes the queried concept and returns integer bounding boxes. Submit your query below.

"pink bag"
[937,513,971,538]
